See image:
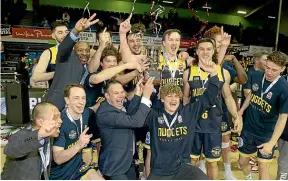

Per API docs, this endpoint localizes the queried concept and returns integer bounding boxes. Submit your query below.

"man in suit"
[96,78,154,180]
[47,13,99,111]
[1,102,62,180]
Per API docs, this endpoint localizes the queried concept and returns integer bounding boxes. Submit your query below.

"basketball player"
[183,38,242,180]
[203,25,248,180]
[238,51,288,180]
[32,22,69,85]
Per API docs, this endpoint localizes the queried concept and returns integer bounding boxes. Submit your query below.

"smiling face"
[105,83,126,109]
[127,33,143,55]
[65,87,86,115]
[163,31,181,57]
[161,93,181,115]
[75,42,90,65]
[196,41,215,63]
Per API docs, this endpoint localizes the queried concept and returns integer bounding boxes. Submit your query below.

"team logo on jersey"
[178,115,183,123]
[221,122,228,132]
[252,84,259,91]
[193,76,200,81]
[211,147,221,157]
[158,117,164,124]
[69,130,77,139]
[266,92,273,99]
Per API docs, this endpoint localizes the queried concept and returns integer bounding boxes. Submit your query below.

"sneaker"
[224,170,238,180]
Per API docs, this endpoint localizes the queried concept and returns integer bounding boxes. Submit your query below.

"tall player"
[238,51,288,180]
[32,22,69,85]
[183,38,243,180]
[203,25,248,180]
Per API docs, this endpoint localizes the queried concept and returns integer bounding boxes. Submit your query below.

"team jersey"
[84,71,105,107]
[243,66,263,90]
[50,108,96,180]
[47,46,57,85]
[158,53,186,88]
[244,71,288,138]
[280,75,288,141]
[145,76,220,176]
[188,65,225,133]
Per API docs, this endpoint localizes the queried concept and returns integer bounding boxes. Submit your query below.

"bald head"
[32,102,56,125]
[74,41,90,64]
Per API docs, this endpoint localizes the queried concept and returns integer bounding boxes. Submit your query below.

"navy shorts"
[190,132,222,162]
[238,131,275,162]
[70,163,98,180]
[221,111,231,136]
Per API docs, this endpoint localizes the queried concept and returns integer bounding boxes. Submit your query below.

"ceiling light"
[202,6,212,9]
[268,16,276,19]
[237,10,247,14]
[163,0,173,3]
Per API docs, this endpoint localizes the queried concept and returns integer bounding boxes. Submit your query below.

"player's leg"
[190,132,203,167]
[204,133,221,180]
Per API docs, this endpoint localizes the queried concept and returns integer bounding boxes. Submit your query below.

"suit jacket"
[96,95,150,176]
[47,34,85,110]
[1,128,52,180]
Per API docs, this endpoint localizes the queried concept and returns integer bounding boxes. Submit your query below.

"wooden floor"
[1,147,279,180]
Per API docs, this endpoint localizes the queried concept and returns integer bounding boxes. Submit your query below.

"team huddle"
[1,12,288,180]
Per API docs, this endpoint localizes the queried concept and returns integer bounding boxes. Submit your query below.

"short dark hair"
[126,24,145,38]
[64,83,84,98]
[267,51,288,67]
[103,79,122,93]
[101,45,121,62]
[162,29,181,41]
[193,38,218,65]
[253,51,268,62]
[96,28,112,41]
[51,22,68,32]
[31,102,53,124]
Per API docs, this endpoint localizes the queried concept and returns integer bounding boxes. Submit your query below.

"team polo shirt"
[84,71,105,107]
[188,65,225,133]
[50,108,95,180]
[244,71,288,138]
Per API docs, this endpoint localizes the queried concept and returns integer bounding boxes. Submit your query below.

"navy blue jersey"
[145,76,220,176]
[50,108,94,180]
[188,65,225,133]
[84,71,105,107]
[244,72,288,138]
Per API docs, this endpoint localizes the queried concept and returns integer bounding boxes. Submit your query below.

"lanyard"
[66,108,83,136]
[39,140,50,180]
[261,75,280,100]
[198,67,210,88]
[162,112,178,130]
[163,52,178,78]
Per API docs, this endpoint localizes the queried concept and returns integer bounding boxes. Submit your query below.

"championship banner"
[1,25,12,36]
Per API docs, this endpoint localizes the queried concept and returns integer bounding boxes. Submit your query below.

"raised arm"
[119,14,134,63]
[224,55,248,85]
[217,27,231,65]
[32,49,54,82]
[183,69,191,105]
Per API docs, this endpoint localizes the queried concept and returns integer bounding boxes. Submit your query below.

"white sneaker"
[224,170,238,180]
[199,163,207,174]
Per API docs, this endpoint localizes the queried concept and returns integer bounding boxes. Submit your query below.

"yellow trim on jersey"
[222,131,231,136]
[190,154,201,159]
[143,143,150,149]
[49,46,58,64]
[238,150,257,157]
[189,65,224,82]
[80,169,95,180]
[158,53,186,70]
[257,158,273,163]
[136,141,142,146]
[205,157,221,162]
[82,148,92,153]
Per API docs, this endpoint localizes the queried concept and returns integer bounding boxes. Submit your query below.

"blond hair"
[160,84,183,99]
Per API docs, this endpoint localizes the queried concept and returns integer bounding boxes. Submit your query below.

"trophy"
[144,46,161,85]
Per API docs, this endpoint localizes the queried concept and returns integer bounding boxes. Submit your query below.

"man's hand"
[99,27,111,48]
[143,77,155,99]
[220,26,231,47]
[232,115,243,134]
[199,60,217,76]
[178,51,189,61]
[38,120,59,138]
[73,13,99,35]
[82,150,93,165]
[139,58,150,72]
[125,61,143,72]
[76,127,92,149]
[135,78,144,96]
[224,55,236,62]
[257,142,274,157]
[119,13,132,34]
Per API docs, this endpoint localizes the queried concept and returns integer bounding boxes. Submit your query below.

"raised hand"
[74,13,99,35]
[125,61,142,72]
[99,27,111,48]
[139,58,150,72]
[119,13,132,34]
[142,77,155,99]
[135,77,144,96]
[199,60,217,76]
[76,127,93,149]
[220,26,231,47]
[38,120,59,138]
[178,51,189,61]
